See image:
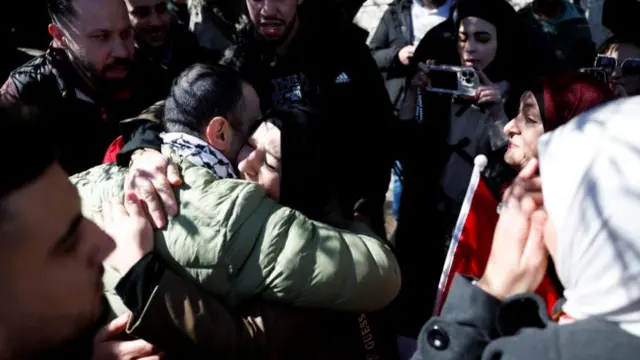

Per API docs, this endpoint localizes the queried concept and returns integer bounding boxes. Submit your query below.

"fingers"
[495,196,529,249]
[125,151,179,228]
[476,87,501,104]
[519,158,539,179]
[127,173,165,229]
[151,175,178,223]
[417,61,430,74]
[110,199,129,219]
[520,192,542,214]
[116,339,158,358]
[406,45,415,56]
[94,313,130,343]
[507,176,541,200]
[521,210,549,276]
[123,192,146,220]
[411,71,429,88]
[166,163,183,186]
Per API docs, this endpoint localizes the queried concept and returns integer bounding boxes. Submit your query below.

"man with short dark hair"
[0,0,172,176]
[72,62,399,327]
[0,103,119,359]
[162,62,259,154]
[121,0,395,237]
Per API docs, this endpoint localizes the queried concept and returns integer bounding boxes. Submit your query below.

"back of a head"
[163,63,245,136]
[0,103,57,217]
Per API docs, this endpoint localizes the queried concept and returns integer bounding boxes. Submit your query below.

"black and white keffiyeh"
[161,132,236,179]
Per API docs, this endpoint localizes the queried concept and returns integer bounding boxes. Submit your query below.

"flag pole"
[432,154,488,315]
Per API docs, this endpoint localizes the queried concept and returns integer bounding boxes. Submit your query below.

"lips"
[105,66,129,79]
[508,141,519,149]
[260,22,284,37]
[147,29,167,41]
[464,59,479,67]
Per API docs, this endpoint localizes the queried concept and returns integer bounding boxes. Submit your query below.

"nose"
[112,36,132,59]
[149,10,163,26]
[503,117,519,137]
[238,148,263,180]
[260,0,277,16]
[86,220,116,269]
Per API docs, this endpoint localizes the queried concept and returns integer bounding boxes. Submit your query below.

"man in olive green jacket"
[71,63,400,317]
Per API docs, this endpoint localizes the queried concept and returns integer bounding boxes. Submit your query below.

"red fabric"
[103,136,125,164]
[438,177,561,316]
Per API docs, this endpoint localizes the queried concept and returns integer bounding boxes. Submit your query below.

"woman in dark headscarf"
[433,72,615,325]
[412,78,640,360]
[503,72,614,170]
[393,0,530,340]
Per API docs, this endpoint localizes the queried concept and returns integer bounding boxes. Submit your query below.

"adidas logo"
[335,72,350,83]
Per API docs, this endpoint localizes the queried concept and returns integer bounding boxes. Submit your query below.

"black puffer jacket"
[0,44,171,175]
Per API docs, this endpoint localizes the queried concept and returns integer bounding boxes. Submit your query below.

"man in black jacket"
[369,0,455,112]
[121,0,395,237]
[0,0,172,176]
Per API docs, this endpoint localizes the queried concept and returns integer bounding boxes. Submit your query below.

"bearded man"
[0,0,172,175]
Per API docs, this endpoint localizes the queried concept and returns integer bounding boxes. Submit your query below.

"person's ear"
[48,24,68,49]
[205,116,233,154]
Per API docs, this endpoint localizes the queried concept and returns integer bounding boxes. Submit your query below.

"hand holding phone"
[418,63,479,97]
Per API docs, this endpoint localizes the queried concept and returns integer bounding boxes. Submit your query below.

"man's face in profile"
[0,164,114,358]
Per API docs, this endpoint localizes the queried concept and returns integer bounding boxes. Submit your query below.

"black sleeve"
[348,41,396,230]
[116,120,164,167]
[411,275,502,360]
[115,252,166,315]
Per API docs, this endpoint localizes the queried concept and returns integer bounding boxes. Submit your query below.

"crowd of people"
[1,0,640,359]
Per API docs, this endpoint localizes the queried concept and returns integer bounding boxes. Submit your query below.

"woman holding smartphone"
[391,0,539,342]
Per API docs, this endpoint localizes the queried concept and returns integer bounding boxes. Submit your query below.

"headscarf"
[453,0,519,82]
[529,72,614,132]
[538,96,640,337]
[263,105,345,226]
